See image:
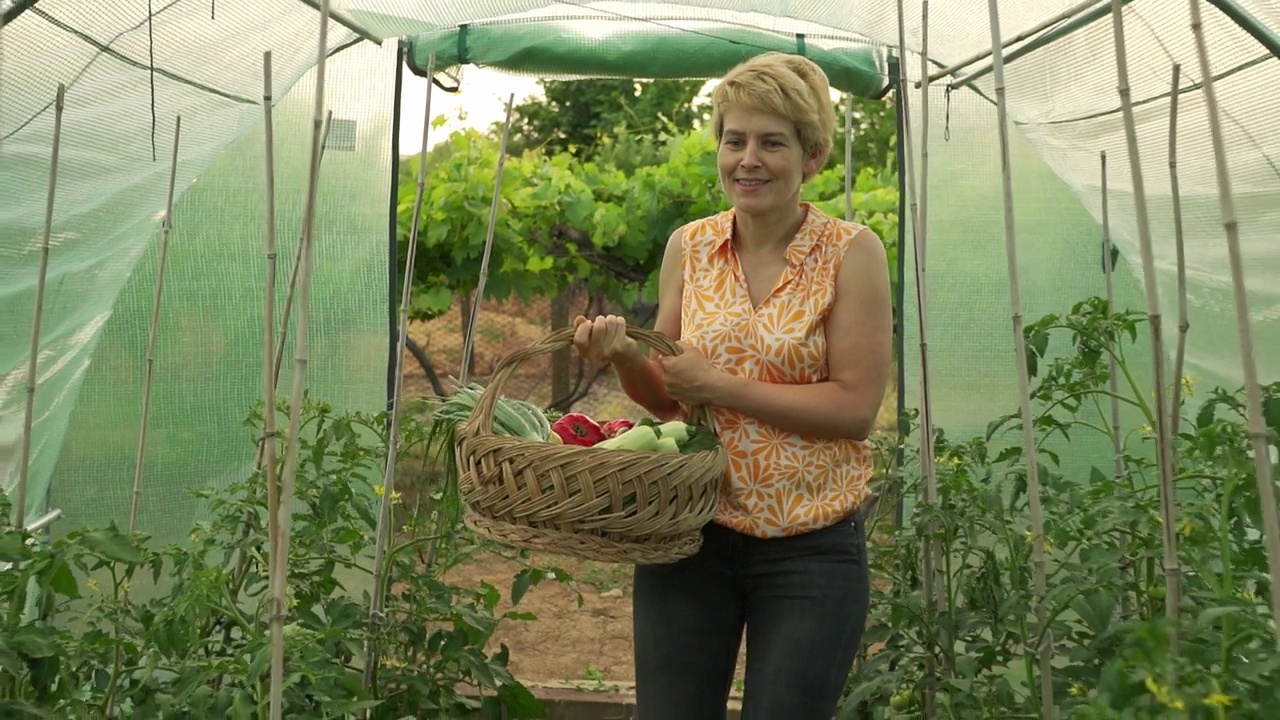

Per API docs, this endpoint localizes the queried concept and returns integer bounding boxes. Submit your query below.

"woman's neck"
[733,203,809,256]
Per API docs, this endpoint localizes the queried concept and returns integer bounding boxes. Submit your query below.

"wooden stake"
[17,83,65,530]
[894,1,942,714]
[262,49,280,604]
[223,110,333,610]
[459,93,516,386]
[127,115,182,533]
[1109,0,1182,627]
[269,111,333,394]
[1166,64,1190,445]
[917,0,949,667]
[270,1,330,716]
[1099,151,1131,617]
[984,1,1054,715]
[1188,0,1280,648]
[362,52,439,703]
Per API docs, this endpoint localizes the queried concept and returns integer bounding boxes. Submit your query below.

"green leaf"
[44,557,79,599]
[1263,393,1280,439]
[9,624,59,659]
[78,526,141,564]
[1089,466,1109,485]
[0,532,31,563]
[510,568,543,607]
[524,255,555,273]
[247,643,272,681]
[0,701,47,718]
[1072,590,1116,635]
[230,690,257,720]
[327,700,384,713]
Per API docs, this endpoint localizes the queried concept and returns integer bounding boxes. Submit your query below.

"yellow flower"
[1203,693,1233,707]
[373,484,402,505]
[87,578,101,592]
[1144,676,1186,710]
[1139,423,1153,437]
[1181,519,1194,538]
[1069,683,1086,697]
[1181,375,1195,397]
[1023,531,1054,553]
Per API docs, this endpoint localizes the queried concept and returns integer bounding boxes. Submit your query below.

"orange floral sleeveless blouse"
[679,203,876,539]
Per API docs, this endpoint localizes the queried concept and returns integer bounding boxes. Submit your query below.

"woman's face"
[716,106,821,217]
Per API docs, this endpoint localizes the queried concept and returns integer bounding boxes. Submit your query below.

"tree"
[498,78,707,166]
[829,95,897,177]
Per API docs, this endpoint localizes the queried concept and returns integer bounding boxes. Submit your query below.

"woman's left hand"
[658,342,724,406]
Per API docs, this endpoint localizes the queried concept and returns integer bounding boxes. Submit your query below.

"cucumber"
[594,424,660,452]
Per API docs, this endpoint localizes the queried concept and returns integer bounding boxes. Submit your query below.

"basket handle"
[462,325,718,438]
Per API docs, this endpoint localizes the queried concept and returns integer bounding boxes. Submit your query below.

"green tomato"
[890,689,914,711]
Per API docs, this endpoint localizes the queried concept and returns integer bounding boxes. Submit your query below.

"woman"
[571,51,892,719]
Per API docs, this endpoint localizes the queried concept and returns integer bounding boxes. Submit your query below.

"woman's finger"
[572,318,593,353]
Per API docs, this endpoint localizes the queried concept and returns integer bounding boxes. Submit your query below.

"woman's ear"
[802,148,825,182]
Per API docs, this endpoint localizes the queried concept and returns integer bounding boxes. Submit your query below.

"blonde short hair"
[710,52,837,168]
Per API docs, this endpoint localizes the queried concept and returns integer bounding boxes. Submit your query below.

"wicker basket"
[454,326,728,564]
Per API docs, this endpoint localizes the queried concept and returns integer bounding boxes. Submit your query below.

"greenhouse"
[2,0,1278,717]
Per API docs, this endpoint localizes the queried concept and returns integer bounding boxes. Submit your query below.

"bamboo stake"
[262,50,280,600]
[894,1,941,715]
[458,93,516,386]
[1109,0,1182,627]
[268,111,333,396]
[917,0,949,667]
[127,115,182,533]
[270,1,330,716]
[362,52,438,702]
[1099,151,1131,617]
[1166,64,1190,445]
[1100,152,1123,466]
[917,0,930,279]
[17,83,65,530]
[224,110,333,603]
[1187,0,1280,648]
[983,2,1054,716]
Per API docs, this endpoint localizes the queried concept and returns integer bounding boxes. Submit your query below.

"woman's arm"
[580,226,686,421]
[690,227,893,441]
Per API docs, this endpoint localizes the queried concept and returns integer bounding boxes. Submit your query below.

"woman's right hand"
[571,314,645,367]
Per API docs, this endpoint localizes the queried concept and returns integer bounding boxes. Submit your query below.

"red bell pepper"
[600,419,635,439]
[551,413,606,447]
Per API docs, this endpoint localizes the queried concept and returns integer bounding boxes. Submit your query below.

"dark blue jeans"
[632,512,870,719]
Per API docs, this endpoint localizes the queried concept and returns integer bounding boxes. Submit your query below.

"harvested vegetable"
[592,418,719,455]
[600,419,635,439]
[429,381,552,442]
[551,413,606,447]
[594,423,660,451]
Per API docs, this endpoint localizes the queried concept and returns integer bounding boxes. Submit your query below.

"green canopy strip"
[402,22,888,98]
